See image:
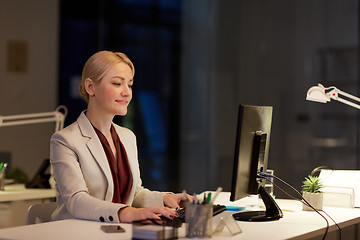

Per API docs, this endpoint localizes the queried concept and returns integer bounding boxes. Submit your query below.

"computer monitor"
[230,104,283,221]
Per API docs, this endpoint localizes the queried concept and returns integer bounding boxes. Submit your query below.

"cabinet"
[0,184,55,228]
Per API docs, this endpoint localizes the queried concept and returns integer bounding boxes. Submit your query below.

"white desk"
[0,184,55,202]
[0,192,359,240]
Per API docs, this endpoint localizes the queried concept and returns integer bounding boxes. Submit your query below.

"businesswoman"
[50,50,186,223]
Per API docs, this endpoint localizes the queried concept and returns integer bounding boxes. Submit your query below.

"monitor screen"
[230,104,283,221]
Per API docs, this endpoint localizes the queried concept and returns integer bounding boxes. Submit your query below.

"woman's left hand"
[163,193,192,209]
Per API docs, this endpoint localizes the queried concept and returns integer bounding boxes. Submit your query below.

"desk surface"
[0,184,56,202]
[0,192,359,240]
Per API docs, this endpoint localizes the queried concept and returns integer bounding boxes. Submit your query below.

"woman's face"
[90,61,133,116]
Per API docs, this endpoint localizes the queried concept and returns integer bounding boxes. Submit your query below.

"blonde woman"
[51,50,187,223]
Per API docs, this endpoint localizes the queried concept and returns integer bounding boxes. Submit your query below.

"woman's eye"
[128,85,133,89]
[113,83,121,86]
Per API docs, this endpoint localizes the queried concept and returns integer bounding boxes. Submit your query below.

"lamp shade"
[306,84,330,103]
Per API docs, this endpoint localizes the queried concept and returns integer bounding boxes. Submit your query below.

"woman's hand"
[118,206,177,223]
[163,193,192,209]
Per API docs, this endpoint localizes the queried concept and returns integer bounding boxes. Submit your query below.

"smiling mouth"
[115,100,128,104]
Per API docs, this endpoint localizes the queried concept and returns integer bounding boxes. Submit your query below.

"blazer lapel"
[77,112,114,201]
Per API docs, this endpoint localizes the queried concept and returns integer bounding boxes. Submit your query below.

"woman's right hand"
[118,206,178,223]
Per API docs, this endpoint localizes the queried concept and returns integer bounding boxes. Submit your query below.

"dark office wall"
[180,0,359,196]
[0,0,357,197]
[58,0,181,191]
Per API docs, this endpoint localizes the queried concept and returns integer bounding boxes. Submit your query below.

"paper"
[132,224,177,240]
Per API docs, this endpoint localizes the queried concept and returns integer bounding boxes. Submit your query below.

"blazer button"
[109,216,113,221]
[99,216,105,222]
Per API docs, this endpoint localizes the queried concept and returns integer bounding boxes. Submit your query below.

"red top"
[94,125,133,204]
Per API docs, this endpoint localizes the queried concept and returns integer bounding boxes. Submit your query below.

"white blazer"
[50,111,168,223]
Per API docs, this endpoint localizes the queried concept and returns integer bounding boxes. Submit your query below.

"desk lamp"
[0,106,68,189]
[306,84,360,109]
[0,105,68,131]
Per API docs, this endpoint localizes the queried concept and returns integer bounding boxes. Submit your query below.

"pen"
[226,206,245,211]
[182,190,189,202]
[258,206,294,212]
[210,187,223,204]
[206,192,212,204]
[1,162,7,175]
[0,162,6,172]
[192,193,197,204]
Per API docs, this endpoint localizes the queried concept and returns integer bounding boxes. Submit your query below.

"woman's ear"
[85,78,95,97]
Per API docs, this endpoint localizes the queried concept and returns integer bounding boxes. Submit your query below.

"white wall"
[0,0,59,179]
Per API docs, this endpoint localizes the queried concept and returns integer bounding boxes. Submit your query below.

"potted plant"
[301,175,324,211]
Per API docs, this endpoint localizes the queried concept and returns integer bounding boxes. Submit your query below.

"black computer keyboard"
[147,204,227,228]
[176,204,227,223]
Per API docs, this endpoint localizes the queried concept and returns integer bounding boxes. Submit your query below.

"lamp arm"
[336,97,360,110]
[0,105,68,132]
[328,89,360,110]
[337,89,360,102]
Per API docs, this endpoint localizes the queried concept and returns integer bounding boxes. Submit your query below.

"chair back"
[26,202,57,225]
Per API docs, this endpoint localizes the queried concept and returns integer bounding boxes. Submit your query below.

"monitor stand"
[233,186,283,221]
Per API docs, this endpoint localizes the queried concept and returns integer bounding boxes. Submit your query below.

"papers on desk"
[319,170,360,208]
[132,224,177,240]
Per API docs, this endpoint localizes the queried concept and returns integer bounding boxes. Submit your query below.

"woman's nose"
[121,86,131,96]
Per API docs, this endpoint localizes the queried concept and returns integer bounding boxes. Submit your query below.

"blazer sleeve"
[50,130,124,223]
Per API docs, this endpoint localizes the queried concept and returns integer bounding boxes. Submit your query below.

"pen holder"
[185,202,213,238]
[0,170,5,191]
[0,162,7,191]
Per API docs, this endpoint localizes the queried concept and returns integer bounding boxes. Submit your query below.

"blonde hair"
[79,50,135,103]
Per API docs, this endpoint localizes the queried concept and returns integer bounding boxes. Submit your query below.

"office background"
[0,0,358,198]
